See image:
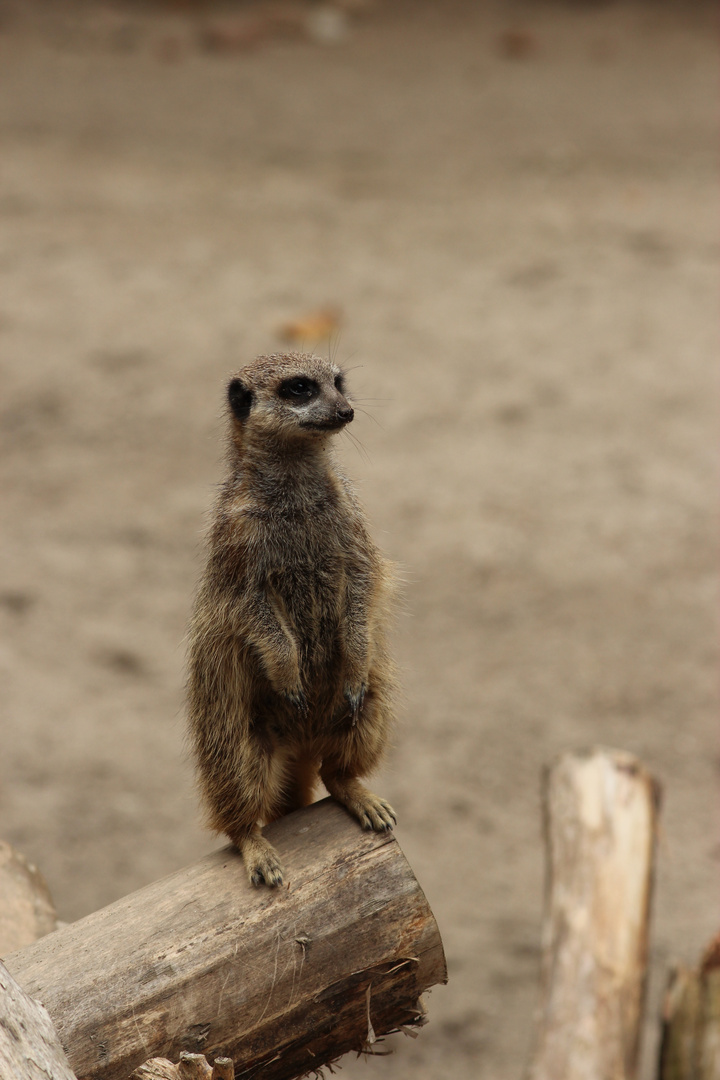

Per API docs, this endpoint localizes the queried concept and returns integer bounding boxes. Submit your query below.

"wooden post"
[528,747,661,1080]
[0,960,77,1080]
[0,840,58,955]
[658,933,720,1080]
[6,798,446,1080]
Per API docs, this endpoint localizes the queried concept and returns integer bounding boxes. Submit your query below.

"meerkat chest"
[268,504,361,633]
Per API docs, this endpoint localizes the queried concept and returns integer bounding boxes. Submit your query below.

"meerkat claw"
[251,865,284,888]
[373,800,397,830]
[249,858,284,888]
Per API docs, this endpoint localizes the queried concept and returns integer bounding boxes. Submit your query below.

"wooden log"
[6,798,446,1080]
[658,932,720,1080]
[0,959,77,1080]
[528,747,661,1080]
[0,840,58,955]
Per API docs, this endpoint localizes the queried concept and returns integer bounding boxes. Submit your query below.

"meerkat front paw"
[343,681,367,725]
[282,686,308,715]
[240,834,285,888]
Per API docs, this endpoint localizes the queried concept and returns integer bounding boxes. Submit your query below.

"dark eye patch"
[333,373,345,393]
[278,377,320,401]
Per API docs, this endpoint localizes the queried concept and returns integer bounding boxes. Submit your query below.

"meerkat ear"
[228,378,254,421]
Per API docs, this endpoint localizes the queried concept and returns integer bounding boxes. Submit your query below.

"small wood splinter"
[133,1051,234,1080]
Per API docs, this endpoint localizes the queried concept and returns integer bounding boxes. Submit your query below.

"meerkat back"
[187,353,397,887]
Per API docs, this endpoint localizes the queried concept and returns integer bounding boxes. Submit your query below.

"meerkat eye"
[334,373,345,393]
[278,378,319,401]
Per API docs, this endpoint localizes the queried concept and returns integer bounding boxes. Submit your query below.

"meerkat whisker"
[352,407,385,431]
[341,427,372,465]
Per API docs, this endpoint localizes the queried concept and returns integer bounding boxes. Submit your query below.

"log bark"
[6,798,446,1080]
[0,959,77,1080]
[528,747,661,1080]
[658,933,720,1080]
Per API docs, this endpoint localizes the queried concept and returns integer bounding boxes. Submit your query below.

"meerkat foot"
[353,793,397,832]
[325,778,397,833]
[240,833,285,888]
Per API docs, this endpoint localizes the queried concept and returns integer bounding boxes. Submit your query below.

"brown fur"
[187,353,397,886]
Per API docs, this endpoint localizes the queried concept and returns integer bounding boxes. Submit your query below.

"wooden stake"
[0,840,57,955]
[528,747,661,1080]
[210,1059,234,1080]
[178,1053,212,1080]
[6,798,446,1080]
[658,933,720,1080]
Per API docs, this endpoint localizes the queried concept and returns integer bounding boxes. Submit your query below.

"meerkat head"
[227,353,354,450]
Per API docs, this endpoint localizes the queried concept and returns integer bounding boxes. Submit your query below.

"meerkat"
[187,353,397,887]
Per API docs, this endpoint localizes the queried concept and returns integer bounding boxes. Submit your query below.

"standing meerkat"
[187,353,397,887]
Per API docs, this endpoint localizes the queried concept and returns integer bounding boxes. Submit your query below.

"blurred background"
[0,0,716,1077]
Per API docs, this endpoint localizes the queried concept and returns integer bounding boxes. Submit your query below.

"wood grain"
[6,798,446,1080]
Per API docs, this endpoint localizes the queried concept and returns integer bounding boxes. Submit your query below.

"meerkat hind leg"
[267,754,318,822]
[321,770,397,833]
[230,739,294,886]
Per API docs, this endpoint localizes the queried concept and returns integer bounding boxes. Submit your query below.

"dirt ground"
[0,1,717,1076]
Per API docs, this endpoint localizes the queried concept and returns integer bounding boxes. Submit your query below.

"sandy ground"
[0,1,717,1077]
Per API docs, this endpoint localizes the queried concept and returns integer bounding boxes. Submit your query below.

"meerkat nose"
[337,404,354,423]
